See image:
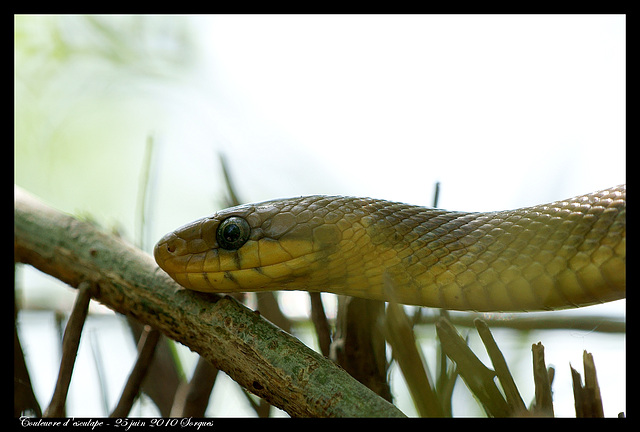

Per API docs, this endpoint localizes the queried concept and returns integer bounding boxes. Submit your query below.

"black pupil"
[217,216,250,250]
[223,224,241,242]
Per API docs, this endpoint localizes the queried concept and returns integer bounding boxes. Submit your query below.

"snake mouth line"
[163,251,322,293]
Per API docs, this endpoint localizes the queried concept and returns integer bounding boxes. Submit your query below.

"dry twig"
[571,351,605,417]
[531,342,555,417]
[110,326,161,417]
[44,282,93,417]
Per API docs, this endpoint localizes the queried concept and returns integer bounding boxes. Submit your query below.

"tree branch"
[14,186,405,418]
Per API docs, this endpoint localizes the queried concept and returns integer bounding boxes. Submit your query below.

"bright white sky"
[159,14,625,218]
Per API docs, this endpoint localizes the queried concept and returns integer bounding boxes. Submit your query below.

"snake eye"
[216,216,251,250]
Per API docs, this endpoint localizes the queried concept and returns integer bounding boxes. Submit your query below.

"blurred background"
[15,14,625,417]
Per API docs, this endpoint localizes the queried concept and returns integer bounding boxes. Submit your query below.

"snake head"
[154,196,344,293]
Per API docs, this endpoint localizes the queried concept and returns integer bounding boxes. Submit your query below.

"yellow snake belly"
[154,185,625,312]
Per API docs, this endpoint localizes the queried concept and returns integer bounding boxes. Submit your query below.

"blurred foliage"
[15,15,199,232]
[14,15,195,81]
[15,15,201,416]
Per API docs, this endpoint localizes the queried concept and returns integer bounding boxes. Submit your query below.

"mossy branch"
[14,186,405,418]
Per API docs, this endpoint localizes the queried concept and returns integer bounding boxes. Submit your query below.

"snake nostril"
[167,243,176,253]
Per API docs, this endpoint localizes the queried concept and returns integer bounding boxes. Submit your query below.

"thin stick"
[582,351,604,417]
[309,292,331,357]
[14,324,42,417]
[432,181,441,208]
[416,312,625,334]
[135,134,155,250]
[384,302,443,417]
[219,153,241,207]
[173,357,219,417]
[570,351,605,417]
[474,319,527,414]
[531,342,554,416]
[436,317,510,417]
[44,282,93,417]
[110,326,161,417]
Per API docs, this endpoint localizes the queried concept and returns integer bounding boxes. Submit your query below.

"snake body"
[154,185,625,312]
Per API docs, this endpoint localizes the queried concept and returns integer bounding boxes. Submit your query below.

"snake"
[154,185,625,312]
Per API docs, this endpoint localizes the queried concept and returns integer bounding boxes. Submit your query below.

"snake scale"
[154,185,625,312]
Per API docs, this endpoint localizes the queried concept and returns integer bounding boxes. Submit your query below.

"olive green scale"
[154,185,625,312]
